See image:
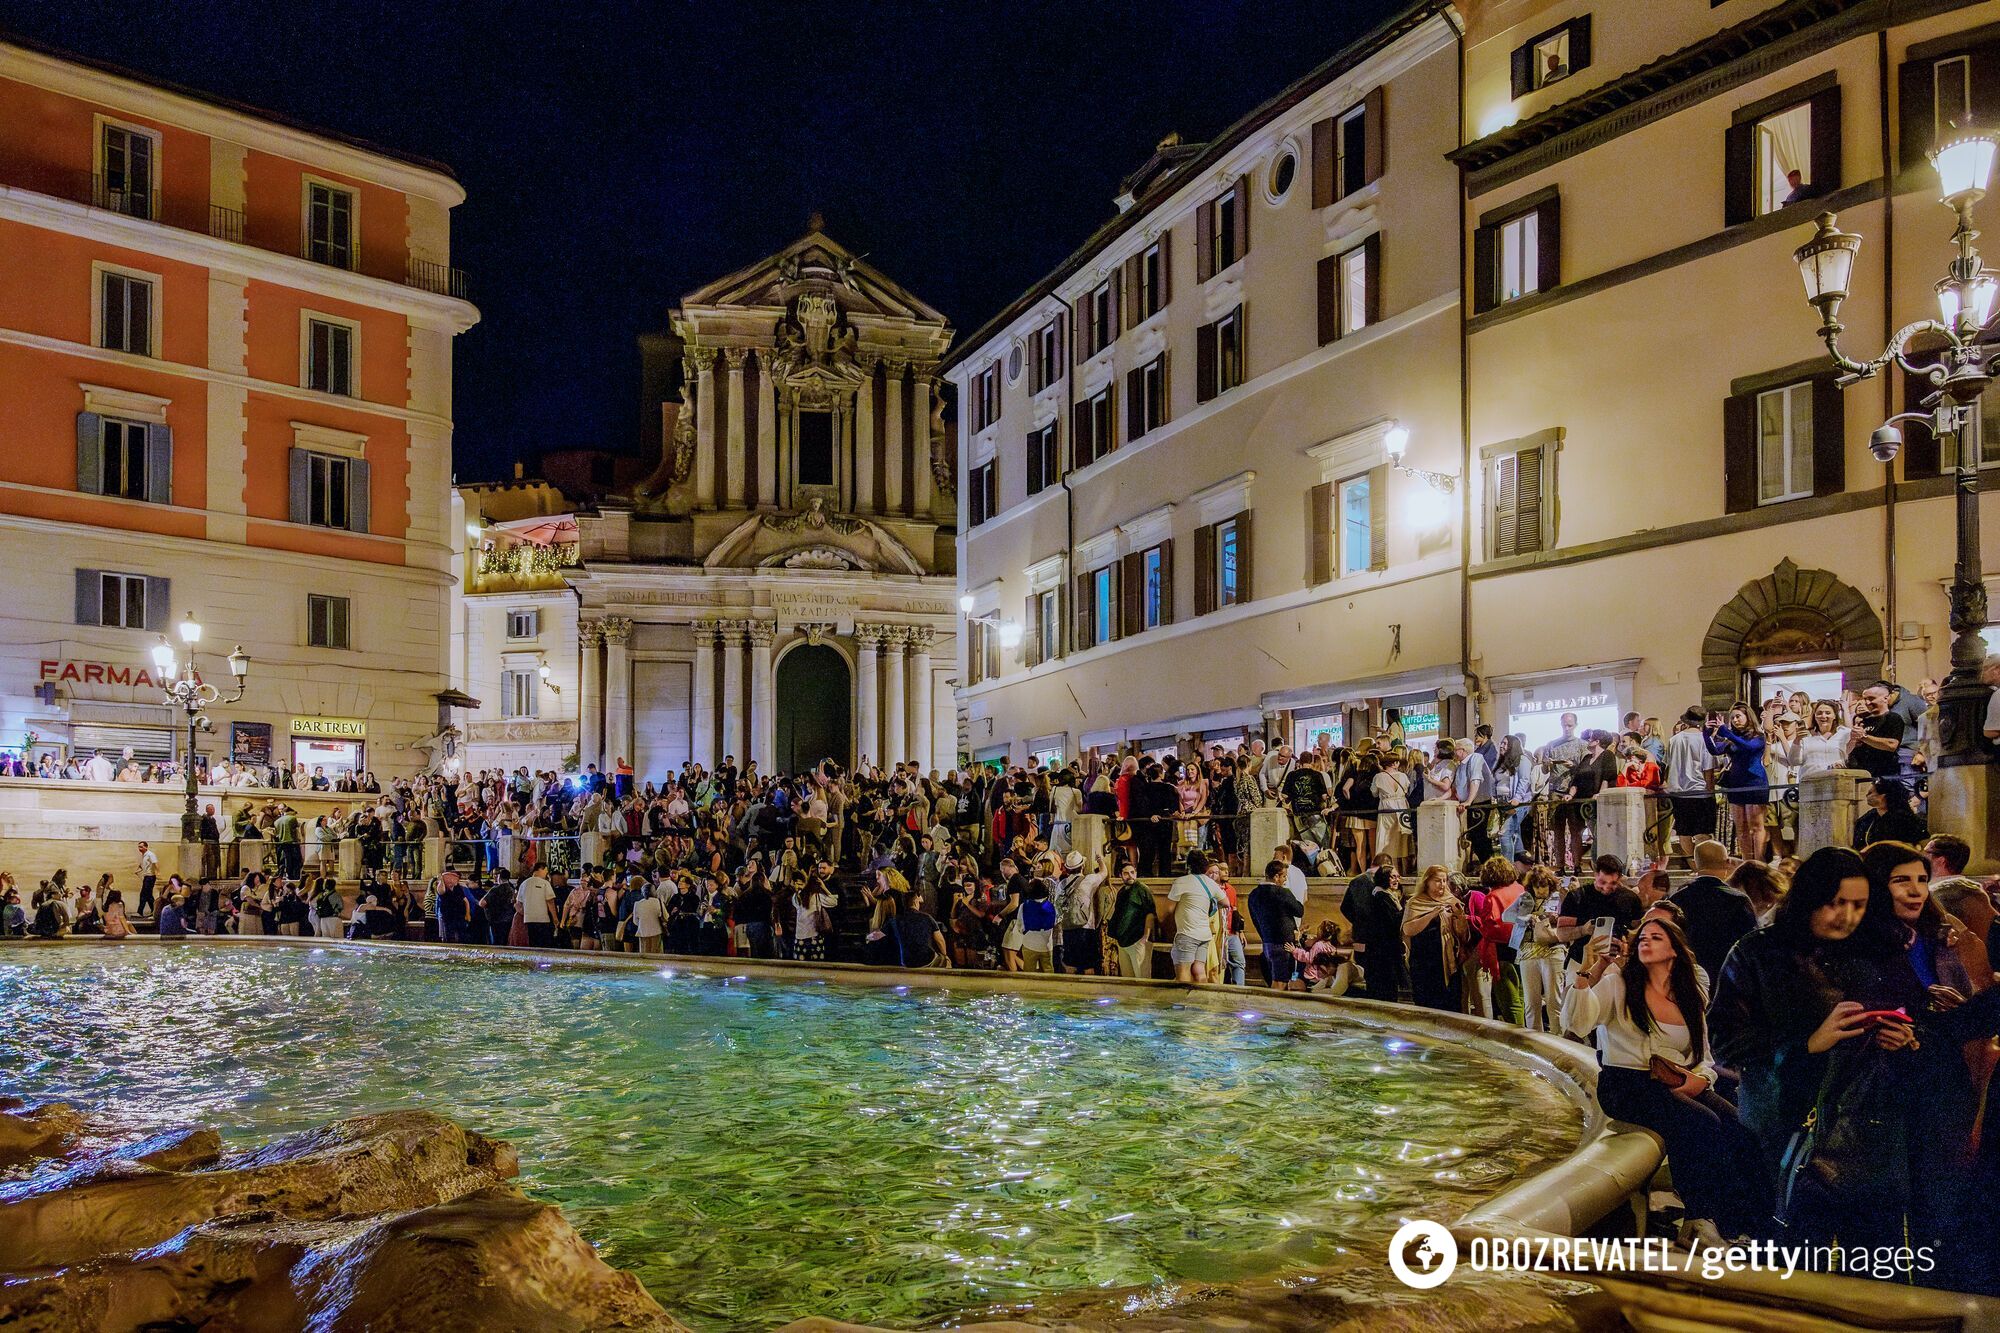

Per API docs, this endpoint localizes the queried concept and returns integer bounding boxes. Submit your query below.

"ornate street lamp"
[151,614,249,844]
[1384,422,1456,493]
[1792,122,2000,772]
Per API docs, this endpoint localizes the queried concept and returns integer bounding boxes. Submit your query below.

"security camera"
[1869,424,1902,463]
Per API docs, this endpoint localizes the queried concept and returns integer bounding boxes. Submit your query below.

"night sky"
[3,0,1405,481]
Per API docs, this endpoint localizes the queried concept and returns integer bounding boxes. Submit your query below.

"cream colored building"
[568,230,959,781]
[1455,0,2000,733]
[450,480,580,774]
[946,7,1470,766]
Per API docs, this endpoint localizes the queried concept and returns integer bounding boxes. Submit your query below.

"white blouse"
[1560,967,1714,1084]
[1796,730,1849,777]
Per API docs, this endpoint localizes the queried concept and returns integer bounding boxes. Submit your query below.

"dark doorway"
[776,643,851,775]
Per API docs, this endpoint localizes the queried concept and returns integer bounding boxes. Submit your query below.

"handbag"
[1774,1045,1905,1231]
[1647,1055,1690,1089]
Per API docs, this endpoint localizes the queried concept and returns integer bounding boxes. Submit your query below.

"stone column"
[578,620,604,771]
[749,622,775,776]
[691,621,716,771]
[883,626,908,766]
[1593,786,1649,869]
[855,624,883,769]
[1799,767,1871,855]
[601,616,633,777]
[907,626,934,774]
[756,355,777,509]
[1416,798,1463,874]
[883,359,906,515]
[723,347,747,507]
[854,354,876,514]
[690,348,716,509]
[911,367,935,518]
[1248,806,1290,877]
[720,619,747,768]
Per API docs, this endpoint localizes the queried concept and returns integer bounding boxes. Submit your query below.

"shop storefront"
[1027,735,1067,770]
[1383,693,1442,753]
[1492,661,1639,751]
[1293,708,1345,753]
[290,717,367,779]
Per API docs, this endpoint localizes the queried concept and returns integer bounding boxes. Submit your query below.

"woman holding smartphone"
[1565,915,1764,1244]
[1702,702,1769,864]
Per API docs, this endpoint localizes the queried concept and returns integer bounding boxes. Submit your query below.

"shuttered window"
[1023,587,1061,668]
[289,448,372,532]
[1025,423,1060,496]
[1897,37,2000,179]
[1473,192,1560,315]
[1196,306,1245,402]
[1031,321,1062,392]
[1125,355,1168,440]
[1311,87,1386,208]
[1487,446,1549,559]
[1194,511,1252,616]
[1724,81,1842,225]
[1072,385,1117,469]
[75,569,167,630]
[1509,16,1592,98]
[1723,373,1843,512]
[968,460,997,527]
[1196,179,1252,281]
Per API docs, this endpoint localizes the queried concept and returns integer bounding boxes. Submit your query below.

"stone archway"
[1698,558,1884,709]
[775,643,853,775]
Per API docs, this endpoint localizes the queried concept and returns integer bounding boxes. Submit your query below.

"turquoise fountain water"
[0,946,1578,1330]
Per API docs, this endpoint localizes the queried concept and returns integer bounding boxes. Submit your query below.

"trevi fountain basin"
[0,939,1620,1331]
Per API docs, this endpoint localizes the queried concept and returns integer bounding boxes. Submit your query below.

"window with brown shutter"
[1128,355,1167,439]
[1308,481,1333,583]
[1473,190,1560,314]
[1073,571,1095,651]
[1230,177,1250,264]
[1120,551,1143,638]
[1485,439,1554,559]
[1153,539,1174,627]
[1196,321,1218,404]
[1510,15,1592,98]
[1196,197,1215,281]
[1122,254,1142,332]
[1024,594,1041,669]
[1898,39,2000,180]
[1316,254,1341,346]
[1311,116,1335,209]
[1724,77,1842,225]
[1723,370,1845,510]
[1218,306,1244,393]
[1367,465,1388,572]
[1073,295,1090,366]
[1231,509,1253,602]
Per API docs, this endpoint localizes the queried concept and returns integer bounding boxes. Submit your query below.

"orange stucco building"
[0,33,478,777]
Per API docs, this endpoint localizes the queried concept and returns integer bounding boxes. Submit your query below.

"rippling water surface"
[0,946,1578,1330]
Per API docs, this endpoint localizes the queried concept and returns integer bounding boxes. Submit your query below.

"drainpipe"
[1447,6,1480,723]
[1878,29,1900,682]
[1061,317,1079,677]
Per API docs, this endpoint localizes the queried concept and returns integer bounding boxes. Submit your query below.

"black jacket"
[1669,875,1757,977]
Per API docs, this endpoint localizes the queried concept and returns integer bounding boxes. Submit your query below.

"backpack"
[1057,873,1092,929]
[1021,892,1057,933]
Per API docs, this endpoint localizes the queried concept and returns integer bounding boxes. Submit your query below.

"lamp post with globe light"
[150,614,249,845]
[1793,123,2000,844]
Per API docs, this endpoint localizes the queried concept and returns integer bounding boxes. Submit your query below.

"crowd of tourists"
[2,673,1992,1294]
[0,745,387,792]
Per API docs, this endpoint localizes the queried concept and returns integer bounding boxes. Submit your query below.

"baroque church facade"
[568,229,959,779]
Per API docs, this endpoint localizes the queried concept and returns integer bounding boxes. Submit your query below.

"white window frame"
[92,261,160,357]
[1339,243,1370,335]
[506,607,541,640]
[1481,428,1562,562]
[98,416,150,501]
[300,310,361,397]
[100,571,148,630]
[1035,322,1059,389]
[1135,356,1167,437]
[1215,515,1241,608]
[301,175,359,270]
[1091,280,1114,353]
[1496,213,1539,306]
[1141,545,1165,629]
[306,593,351,650]
[1753,102,1813,217]
[1755,381,1815,505]
[93,115,160,221]
[1139,240,1166,318]
[1335,101,1368,197]
[501,667,539,719]
[1212,189,1240,271]
[1337,472,1373,577]
[306,451,353,530]
[1216,308,1244,394]
[1090,564,1117,643]
[1532,28,1572,89]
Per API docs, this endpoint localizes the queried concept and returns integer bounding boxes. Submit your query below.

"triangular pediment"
[678,230,948,325]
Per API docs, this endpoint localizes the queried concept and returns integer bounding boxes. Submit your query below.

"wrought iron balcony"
[91,173,157,221]
[207,205,244,244]
[405,256,469,300]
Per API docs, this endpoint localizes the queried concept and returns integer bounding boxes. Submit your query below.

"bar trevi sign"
[290,717,367,739]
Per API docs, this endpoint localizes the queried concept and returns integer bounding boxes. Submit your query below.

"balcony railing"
[91,173,157,222]
[66,172,467,303]
[208,205,244,244]
[405,256,469,300]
